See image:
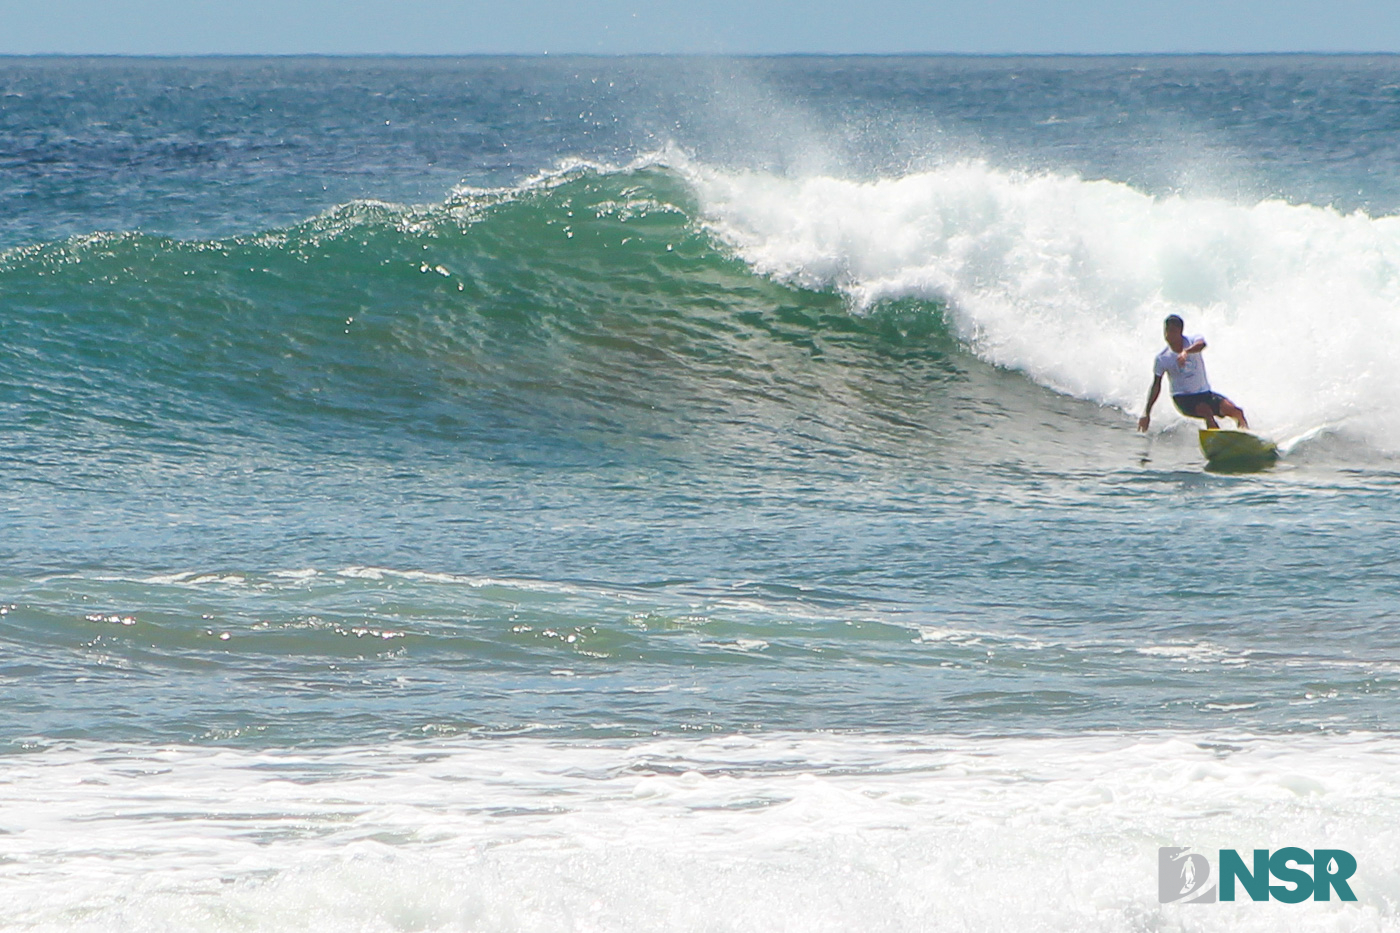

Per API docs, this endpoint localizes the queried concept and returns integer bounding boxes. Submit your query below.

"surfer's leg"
[1192,402,1219,429]
[1218,398,1248,429]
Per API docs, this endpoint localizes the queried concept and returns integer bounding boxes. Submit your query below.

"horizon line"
[4,50,1400,60]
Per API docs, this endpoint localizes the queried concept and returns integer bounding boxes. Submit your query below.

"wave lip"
[695,160,1400,452]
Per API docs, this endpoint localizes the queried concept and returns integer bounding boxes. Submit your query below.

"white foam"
[693,162,1400,452]
[3,732,1399,931]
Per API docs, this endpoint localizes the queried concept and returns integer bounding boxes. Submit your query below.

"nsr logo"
[1159,847,1358,904]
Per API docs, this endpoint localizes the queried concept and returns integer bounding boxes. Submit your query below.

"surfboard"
[1198,428,1279,470]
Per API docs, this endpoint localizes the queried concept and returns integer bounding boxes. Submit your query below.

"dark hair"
[1163,314,1184,329]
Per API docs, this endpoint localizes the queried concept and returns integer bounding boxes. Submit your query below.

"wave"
[7,155,1400,456]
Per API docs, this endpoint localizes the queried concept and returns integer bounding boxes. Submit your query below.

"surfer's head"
[1163,314,1185,347]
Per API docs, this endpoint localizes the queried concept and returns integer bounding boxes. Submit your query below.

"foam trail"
[3,733,1399,931]
[694,162,1400,451]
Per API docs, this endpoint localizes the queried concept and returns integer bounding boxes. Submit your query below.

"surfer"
[1137,315,1248,432]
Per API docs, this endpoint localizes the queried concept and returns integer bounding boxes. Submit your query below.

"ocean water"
[5,55,1400,930]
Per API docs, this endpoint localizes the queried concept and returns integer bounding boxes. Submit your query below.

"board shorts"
[1173,391,1228,418]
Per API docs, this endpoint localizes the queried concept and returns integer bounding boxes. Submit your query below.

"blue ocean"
[5,56,1400,930]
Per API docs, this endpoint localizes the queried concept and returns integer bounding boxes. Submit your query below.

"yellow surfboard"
[1198,428,1279,470]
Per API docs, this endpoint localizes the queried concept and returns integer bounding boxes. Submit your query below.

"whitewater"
[5,55,1400,931]
[696,159,1400,448]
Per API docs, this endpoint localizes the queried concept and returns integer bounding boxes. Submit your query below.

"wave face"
[0,163,967,463]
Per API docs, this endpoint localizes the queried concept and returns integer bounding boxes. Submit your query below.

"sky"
[2,0,1399,56]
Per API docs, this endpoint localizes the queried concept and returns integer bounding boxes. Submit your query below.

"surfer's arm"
[1138,375,1163,432]
[1177,338,1206,365]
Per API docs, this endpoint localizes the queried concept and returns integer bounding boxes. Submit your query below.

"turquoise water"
[6,56,1400,930]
